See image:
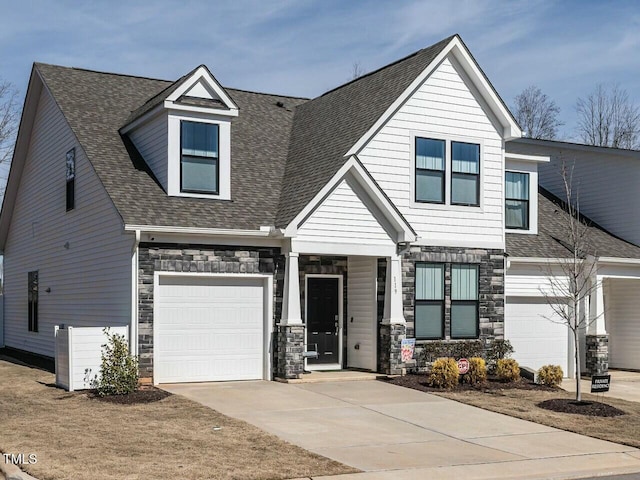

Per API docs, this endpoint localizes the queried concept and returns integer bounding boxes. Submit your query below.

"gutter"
[597,257,640,266]
[124,224,276,237]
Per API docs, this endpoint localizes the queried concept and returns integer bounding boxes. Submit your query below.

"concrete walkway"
[563,370,640,403]
[163,380,640,480]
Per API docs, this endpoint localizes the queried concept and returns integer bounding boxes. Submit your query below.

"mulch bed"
[383,373,558,393]
[86,386,172,404]
[537,398,626,417]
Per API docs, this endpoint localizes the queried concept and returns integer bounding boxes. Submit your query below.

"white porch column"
[588,275,607,335]
[383,254,406,324]
[282,252,302,325]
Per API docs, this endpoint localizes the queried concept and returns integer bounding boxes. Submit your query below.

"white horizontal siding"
[3,88,133,358]
[534,145,640,246]
[129,112,168,191]
[347,257,377,370]
[358,55,505,248]
[296,178,395,246]
[506,263,568,297]
[605,278,640,369]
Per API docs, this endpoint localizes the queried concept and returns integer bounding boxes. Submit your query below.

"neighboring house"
[0,34,638,384]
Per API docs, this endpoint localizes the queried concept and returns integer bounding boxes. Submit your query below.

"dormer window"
[505,171,530,229]
[181,121,219,194]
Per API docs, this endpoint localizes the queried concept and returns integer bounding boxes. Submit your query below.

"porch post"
[586,274,608,376]
[277,252,304,380]
[381,254,406,375]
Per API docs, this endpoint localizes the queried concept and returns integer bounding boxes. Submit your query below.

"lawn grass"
[434,384,640,449]
[0,358,357,480]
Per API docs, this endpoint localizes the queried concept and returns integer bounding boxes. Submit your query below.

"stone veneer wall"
[585,334,609,376]
[137,243,284,380]
[401,246,505,369]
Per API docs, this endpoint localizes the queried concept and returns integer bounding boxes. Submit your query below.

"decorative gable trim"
[284,156,417,243]
[346,35,521,157]
[164,65,238,117]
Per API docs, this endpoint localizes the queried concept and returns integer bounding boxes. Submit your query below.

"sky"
[0,0,639,141]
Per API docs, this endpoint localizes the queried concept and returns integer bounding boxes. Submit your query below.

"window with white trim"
[505,171,530,229]
[451,142,480,206]
[415,138,445,204]
[181,121,219,194]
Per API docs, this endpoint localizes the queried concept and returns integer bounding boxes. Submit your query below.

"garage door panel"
[506,297,569,374]
[154,275,266,383]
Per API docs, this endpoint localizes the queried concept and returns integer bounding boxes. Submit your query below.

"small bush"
[538,365,563,387]
[496,358,520,382]
[486,339,514,373]
[419,340,484,366]
[92,328,139,396]
[461,357,487,384]
[419,341,451,364]
[429,358,459,389]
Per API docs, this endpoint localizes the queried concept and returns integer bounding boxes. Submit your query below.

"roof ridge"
[318,34,457,98]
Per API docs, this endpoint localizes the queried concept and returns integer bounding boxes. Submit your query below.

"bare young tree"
[540,159,600,402]
[351,61,365,80]
[0,79,19,168]
[576,83,640,149]
[513,85,563,139]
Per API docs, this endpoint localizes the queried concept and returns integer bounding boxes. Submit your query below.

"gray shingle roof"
[276,35,455,227]
[506,188,640,259]
[36,63,307,230]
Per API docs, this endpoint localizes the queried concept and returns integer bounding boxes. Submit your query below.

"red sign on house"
[457,358,470,375]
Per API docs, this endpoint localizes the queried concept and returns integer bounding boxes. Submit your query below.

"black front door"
[307,277,340,365]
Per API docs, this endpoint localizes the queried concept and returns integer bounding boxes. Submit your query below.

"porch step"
[276,370,387,384]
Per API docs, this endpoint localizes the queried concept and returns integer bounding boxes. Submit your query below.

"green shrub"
[451,340,484,360]
[461,357,487,384]
[486,339,514,373]
[419,340,484,366]
[537,365,563,387]
[496,358,520,382]
[429,358,459,389]
[92,328,139,396]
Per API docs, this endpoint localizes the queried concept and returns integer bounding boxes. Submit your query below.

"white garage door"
[154,275,266,383]
[505,297,569,374]
[606,278,640,370]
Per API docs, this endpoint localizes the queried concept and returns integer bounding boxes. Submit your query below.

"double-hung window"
[415,263,444,339]
[28,271,38,333]
[450,264,479,338]
[505,172,530,229]
[451,142,480,206]
[415,138,445,204]
[181,121,219,194]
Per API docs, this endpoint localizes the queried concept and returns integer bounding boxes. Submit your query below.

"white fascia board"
[119,104,165,134]
[124,224,272,237]
[598,257,640,266]
[505,152,551,163]
[346,36,521,157]
[163,101,239,117]
[166,66,239,112]
[507,257,574,265]
[284,156,416,242]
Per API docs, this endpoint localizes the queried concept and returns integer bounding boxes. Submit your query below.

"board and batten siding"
[296,178,395,247]
[346,256,377,370]
[605,278,640,370]
[358,56,505,248]
[128,112,168,192]
[528,144,640,247]
[3,88,134,358]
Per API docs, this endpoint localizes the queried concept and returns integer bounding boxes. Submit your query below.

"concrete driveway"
[163,380,640,480]
[563,370,640,403]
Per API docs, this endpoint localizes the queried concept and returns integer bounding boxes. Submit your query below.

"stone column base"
[379,323,406,375]
[585,334,609,376]
[276,325,305,380]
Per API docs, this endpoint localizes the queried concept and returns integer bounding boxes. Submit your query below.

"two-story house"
[1,34,639,384]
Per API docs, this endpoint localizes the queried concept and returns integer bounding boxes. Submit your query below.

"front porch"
[276,252,406,380]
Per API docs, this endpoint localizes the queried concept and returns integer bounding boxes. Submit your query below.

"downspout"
[130,230,140,356]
